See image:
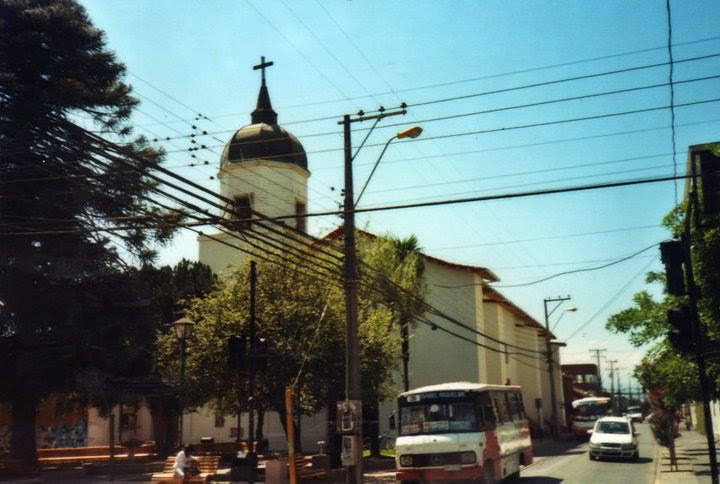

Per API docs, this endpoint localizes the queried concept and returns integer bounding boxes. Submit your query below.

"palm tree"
[391,235,426,391]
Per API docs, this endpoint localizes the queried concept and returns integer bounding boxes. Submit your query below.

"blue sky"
[80,0,720,394]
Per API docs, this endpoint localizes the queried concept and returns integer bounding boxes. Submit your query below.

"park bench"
[282,454,328,481]
[37,442,156,467]
[295,454,328,480]
[150,454,220,484]
[193,440,248,457]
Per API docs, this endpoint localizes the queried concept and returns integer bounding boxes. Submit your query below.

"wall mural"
[0,418,88,452]
[38,418,88,448]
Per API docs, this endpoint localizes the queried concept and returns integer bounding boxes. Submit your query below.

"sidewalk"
[655,428,719,484]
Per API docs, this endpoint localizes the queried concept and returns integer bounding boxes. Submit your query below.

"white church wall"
[410,259,484,388]
[220,160,308,223]
[182,407,327,453]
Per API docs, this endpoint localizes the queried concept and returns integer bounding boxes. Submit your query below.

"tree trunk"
[364,401,381,457]
[10,396,39,472]
[667,410,678,471]
[255,409,265,452]
[276,404,303,454]
[401,321,410,392]
[147,396,175,458]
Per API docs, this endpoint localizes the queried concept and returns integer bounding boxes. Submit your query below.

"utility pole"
[607,360,618,414]
[686,151,719,484]
[248,261,257,483]
[589,349,606,396]
[544,296,571,438]
[615,369,623,414]
[340,106,408,484]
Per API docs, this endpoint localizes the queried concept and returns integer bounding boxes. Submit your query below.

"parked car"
[588,416,639,461]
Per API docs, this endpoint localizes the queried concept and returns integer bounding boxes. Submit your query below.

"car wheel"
[588,452,594,461]
[632,451,639,462]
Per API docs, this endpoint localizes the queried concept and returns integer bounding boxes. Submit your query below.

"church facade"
[193,59,564,450]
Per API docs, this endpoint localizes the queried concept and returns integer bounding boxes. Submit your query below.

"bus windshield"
[400,401,478,435]
[572,398,610,420]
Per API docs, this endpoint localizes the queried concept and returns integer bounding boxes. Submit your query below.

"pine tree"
[0,0,178,464]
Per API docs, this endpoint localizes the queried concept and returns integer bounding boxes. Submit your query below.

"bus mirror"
[389,413,396,430]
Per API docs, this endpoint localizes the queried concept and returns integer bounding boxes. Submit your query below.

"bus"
[394,382,533,483]
[569,396,611,437]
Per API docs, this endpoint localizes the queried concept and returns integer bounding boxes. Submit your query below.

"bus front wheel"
[483,461,496,484]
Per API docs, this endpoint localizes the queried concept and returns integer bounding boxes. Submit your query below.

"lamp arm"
[351,118,382,162]
[355,135,397,208]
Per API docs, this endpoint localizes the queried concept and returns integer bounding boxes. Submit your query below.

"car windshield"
[597,421,630,434]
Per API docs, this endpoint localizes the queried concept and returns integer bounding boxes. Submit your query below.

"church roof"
[221,60,308,171]
[482,285,549,337]
[323,226,499,282]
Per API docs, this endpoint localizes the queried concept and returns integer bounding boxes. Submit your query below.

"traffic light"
[697,148,720,215]
[667,305,694,353]
[660,240,686,296]
[227,335,247,372]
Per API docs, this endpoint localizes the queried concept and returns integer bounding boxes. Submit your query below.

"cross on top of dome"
[251,56,278,125]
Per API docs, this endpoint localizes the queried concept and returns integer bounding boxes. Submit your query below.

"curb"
[653,443,662,484]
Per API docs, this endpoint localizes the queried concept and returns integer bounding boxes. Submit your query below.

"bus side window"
[492,393,510,423]
[483,405,496,430]
[477,393,496,430]
[515,392,526,419]
[506,391,525,421]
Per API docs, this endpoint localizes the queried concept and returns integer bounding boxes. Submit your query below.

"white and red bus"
[394,382,533,483]
[569,396,611,437]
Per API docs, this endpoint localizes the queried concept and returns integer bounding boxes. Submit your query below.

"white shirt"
[173,449,189,470]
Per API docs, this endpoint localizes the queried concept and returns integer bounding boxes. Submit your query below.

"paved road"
[520,422,659,484]
[15,422,720,484]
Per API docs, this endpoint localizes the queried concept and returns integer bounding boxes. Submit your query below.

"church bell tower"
[198,57,311,275]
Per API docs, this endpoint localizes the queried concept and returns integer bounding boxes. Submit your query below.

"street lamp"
[341,108,421,484]
[172,317,195,448]
[543,297,572,438]
[355,126,423,207]
[551,306,577,332]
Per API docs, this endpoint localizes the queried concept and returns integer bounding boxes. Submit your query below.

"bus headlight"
[460,451,476,464]
[399,455,413,467]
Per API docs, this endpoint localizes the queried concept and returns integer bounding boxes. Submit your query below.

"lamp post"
[172,317,195,448]
[340,108,421,484]
[543,297,573,438]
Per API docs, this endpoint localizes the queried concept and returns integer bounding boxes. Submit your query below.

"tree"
[153,260,399,451]
[606,197,720,467]
[633,350,698,469]
[0,0,178,465]
[357,233,427,456]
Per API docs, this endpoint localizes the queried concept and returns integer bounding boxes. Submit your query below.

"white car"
[588,416,639,461]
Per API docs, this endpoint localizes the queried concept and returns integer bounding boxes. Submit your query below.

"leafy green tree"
[359,234,427,392]
[357,233,427,456]
[607,190,720,466]
[154,260,398,452]
[633,350,698,468]
[0,0,178,464]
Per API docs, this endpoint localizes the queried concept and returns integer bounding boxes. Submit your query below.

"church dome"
[221,58,308,171]
[221,122,308,170]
